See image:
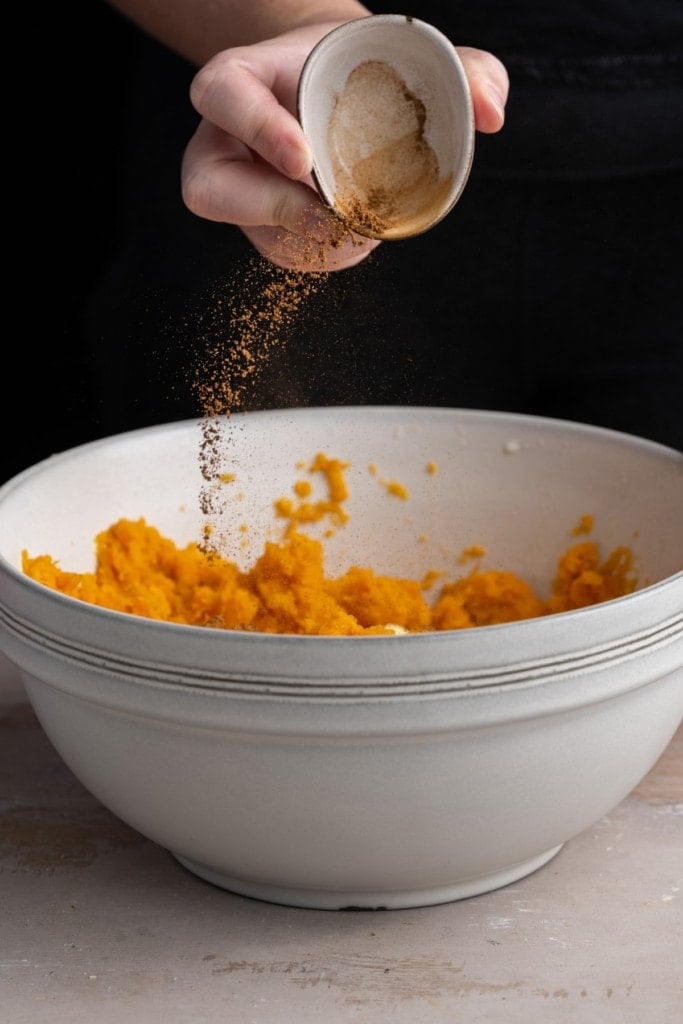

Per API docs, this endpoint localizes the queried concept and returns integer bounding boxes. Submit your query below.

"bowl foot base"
[173,844,564,910]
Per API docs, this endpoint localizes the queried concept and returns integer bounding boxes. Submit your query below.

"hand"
[181,23,509,272]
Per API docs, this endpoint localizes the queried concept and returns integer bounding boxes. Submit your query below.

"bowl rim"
[1,406,681,699]
[2,404,682,488]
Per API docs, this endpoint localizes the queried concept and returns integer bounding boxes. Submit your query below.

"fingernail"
[279,143,312,180]
[487,84,506,125]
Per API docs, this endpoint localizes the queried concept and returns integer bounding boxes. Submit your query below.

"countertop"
[1,651,681,1024]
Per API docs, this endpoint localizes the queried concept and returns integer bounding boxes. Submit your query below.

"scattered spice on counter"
[22,454,638,637]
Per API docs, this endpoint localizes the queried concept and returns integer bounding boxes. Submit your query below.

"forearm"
[105,0,371,65]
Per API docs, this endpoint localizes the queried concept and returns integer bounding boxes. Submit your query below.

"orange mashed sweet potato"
[22,453,638,636]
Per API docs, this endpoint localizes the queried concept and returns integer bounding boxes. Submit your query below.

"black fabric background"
[4,1,682,483]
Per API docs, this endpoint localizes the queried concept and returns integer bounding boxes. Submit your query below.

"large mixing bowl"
[0,407,681,909]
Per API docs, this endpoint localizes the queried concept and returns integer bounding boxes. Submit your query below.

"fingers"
[243,224,380,273]
[188,35,317,181]
[182,120,380,271]
[456,46,510,133]
[182,119,314,227]
[182,31,510,273]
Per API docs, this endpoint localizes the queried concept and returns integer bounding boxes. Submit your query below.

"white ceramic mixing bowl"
[0,407,681,909]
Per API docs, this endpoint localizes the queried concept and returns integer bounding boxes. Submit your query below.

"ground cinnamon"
[193,217,363,552]
[328,60,452,238]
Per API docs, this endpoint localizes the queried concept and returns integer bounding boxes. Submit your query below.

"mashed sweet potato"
[21,453,637,635]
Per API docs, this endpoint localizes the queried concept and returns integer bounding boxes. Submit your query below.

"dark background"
[4,5,140,483]
[6,3,681,487]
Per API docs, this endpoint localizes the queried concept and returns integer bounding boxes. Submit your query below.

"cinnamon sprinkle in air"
[193,218,361,552]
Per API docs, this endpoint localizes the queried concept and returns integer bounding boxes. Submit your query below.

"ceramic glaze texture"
[0,408,681,909]
[298,16,475,239]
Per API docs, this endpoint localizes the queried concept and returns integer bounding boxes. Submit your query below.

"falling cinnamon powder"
[194,260,323,422]
[193,218,362,553]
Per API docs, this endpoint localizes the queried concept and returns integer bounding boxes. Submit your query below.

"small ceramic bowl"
[0,407,681,909]
[298,15,475,239]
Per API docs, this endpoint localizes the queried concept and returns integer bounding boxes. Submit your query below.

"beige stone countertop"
[1,652,681,1024]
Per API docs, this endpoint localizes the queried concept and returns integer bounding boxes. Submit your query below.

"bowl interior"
[1,408,682,601]
[298,15,474,239]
